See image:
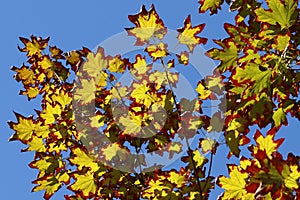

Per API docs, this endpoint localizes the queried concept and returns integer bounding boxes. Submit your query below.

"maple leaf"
[166,142,182,159]
[74,79,96,104]
[282,164,300,189]
[193,149,206,168]
[145,42,168,61]
[20,86,40,100]
[126,4,167,45]
[130,55,151,79]
[49,46,64,60]
[40,102,62,124]
[167,170,187,186]
[18,36,49,57]
[29,154,64,178]
[149,70,179,90]
[81,49,107,78]
[176,51,189,65]
[217,165,254,199]
[206,40,239,72]
[200,138,216,154]
[272,108,287,128]
[69,171,97,198]
[271,34,291,52]
[255,0,298,29]
[26,137,46,152]
[232,63,272,98]
[102,143,128,161]
[177,15,207,52]
[131,82,158,107]
[196,81,211,100]
[11,65,35,85]
[252,129,284,159]
[9,113,35,142]
[119,112,143,136]
[142,176,171,199]
[69,148,100,172]
[51,88,72,109]
[107,55,128,73]
[225,130,241,158]
[65,50,81,66]
[198,0,224,15]
[33,172,69,199]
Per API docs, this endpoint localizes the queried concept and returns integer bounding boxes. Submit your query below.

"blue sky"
[1,0,300,199]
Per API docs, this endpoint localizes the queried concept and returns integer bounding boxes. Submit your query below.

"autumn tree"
[8,0,300,199]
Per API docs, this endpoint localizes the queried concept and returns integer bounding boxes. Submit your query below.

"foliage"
[8,0,300,199]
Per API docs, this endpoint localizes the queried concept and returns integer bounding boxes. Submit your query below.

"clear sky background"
[1,1,300,199]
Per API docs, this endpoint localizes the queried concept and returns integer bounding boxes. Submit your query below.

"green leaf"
[255,0,298,29]
[225,131,240,157]
[207,41,239,72]
[232,63,272,98]
[272,108,287,127]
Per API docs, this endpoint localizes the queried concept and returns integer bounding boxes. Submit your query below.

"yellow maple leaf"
[34,122,49,138]
[51,88,72,108]
[38,56,53,70]
[196,82,211,99]
[40,103,62,124]
[27,137,46,152]
[149,71,179,90]
[66,50,81,65]
[48,142,68,153]
[18,36,49,57]
[130,55,152,81]
[145,42,168,60]
[193,149,206,167]
[69,147,100,172]
[282,164,300,189]
[142,176,171,199]
[177,15,207,52]
[168,171,186,186]
[82,50,107,78]
[108,55,127,73]
[102,143,127,161]
[131,82,158,107]
[218,165,254,199]
[11,65,35,85]
[253,129,284,159]
[74,79,96,104]
[33,172,69,199]
[200,138,215,154]
[177,51,189,65]
[9,114,35,141]
[70,171,97,197]
[119,112,144,135]
[126,4,166,45]
[20,86,40,99]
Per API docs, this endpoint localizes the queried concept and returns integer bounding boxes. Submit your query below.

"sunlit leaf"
[69,171,97,198]
[177,15,207,52]
[255,0,298,29]
[198,0,224,15]
[126,4,166,45]
[217,165,254,200]
[18,36,49,57]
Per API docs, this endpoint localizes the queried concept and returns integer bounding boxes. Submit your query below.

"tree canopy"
[8,0,300,199]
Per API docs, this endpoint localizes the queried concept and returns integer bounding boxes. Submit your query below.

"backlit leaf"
[70,171,97,198]
[18,36,49,57]
[255,0,298,29]
[177,15,207,52]
[126,4,166,45]
[217,165,254,200]
[198,0,224,15]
